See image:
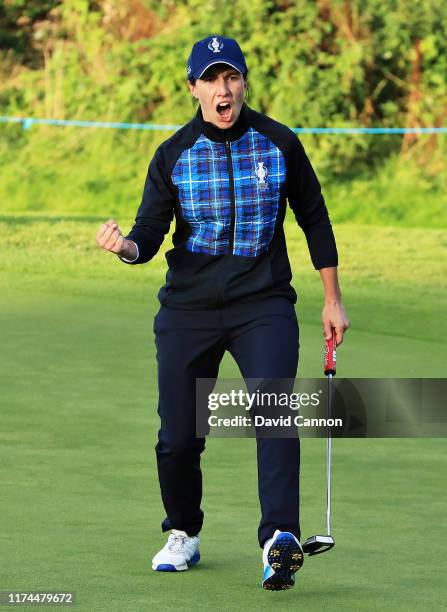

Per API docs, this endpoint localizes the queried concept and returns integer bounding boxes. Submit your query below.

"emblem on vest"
[208,37,223,53]
[255,162,268,189]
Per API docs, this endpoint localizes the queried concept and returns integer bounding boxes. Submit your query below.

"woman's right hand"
[96,218,136,259]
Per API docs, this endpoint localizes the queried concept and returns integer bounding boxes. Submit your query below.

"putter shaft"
[326,373,333,536]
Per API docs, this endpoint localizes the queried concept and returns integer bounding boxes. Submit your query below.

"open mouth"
[216,101,232,121]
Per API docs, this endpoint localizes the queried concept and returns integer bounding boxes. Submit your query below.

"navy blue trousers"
[153,296,300,547]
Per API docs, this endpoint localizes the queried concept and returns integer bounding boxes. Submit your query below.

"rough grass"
[1,127,446,227]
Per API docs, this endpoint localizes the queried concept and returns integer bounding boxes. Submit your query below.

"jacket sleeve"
[286,137,338,270]
[120,146,175,265]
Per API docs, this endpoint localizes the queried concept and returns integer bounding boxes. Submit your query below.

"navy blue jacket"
[122,104,338,309]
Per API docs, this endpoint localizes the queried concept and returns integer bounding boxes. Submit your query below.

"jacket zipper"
[214,140,236,307]
[225,140,236,255]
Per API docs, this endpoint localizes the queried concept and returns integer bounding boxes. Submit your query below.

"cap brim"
[194,60,246,80]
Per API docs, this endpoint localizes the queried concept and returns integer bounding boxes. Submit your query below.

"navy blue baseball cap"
[187,35,248,81]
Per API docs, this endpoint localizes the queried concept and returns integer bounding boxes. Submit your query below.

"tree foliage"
[0,0,445,178]
[0,0,62,66]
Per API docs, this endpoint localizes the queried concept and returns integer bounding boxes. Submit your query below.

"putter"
[302,328,336,556]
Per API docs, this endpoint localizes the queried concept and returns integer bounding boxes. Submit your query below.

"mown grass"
[1,216,446,611]
[1,214,445,361]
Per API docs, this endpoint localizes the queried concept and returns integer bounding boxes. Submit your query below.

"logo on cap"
[208,37,224,54]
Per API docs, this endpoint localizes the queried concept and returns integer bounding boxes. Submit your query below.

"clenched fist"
[95,218,137,260]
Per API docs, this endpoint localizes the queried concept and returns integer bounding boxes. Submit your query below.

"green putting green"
[0,217,445,610]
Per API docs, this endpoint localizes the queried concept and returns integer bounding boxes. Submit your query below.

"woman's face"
[188,67,247,129]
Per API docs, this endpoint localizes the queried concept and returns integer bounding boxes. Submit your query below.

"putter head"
[302,535,335,556]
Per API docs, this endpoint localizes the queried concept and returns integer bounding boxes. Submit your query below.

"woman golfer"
[96,35,350,591]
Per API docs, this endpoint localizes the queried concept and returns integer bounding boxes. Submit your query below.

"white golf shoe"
[152,529,200,572]
[262,530,304,590]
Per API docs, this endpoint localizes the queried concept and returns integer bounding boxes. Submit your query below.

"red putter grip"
[324,329,337,376]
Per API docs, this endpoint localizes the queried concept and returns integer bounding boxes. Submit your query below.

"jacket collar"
[194,103,250,143]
